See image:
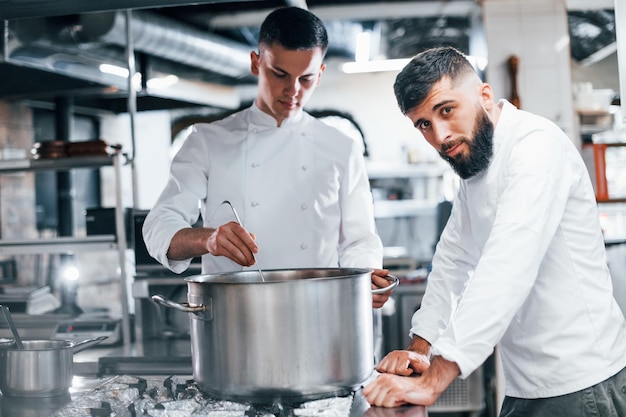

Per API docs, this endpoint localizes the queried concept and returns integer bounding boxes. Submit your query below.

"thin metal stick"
[1,305,24,349]
[221,200,265,282]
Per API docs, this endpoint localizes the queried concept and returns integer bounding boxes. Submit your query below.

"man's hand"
[364,356,460,408]
[376,350,430,376]
[206,221,258,266]
[363,373,437,408]
[371,269,393,309]
[167,223,258,267]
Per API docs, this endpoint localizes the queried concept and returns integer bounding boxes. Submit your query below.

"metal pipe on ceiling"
[75,10,251,79]
[0,0,267,20]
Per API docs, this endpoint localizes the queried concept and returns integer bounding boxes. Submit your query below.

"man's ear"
[316,63,326,86]
[480,82,495,110]
[250,51,260,76]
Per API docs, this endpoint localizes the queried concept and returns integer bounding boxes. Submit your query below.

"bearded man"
[364,46,626,417]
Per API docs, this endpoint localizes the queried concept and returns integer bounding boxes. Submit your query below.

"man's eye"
[442,106,452,115]
[417,121,431,131]
[300,76,314,83]
[273,71,287,78]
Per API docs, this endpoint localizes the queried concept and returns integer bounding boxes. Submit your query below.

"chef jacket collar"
[491,99,516,156]
[249,102,304,128]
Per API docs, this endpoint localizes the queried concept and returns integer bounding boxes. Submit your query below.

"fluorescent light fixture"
[147,74,179,89]
[355,31,371,63]
[341,58,411,74]
[99,64,143,90]
[342,55,488,74]
[99,63,129,78]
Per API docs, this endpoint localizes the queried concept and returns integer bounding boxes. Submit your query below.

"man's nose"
[284,79,300,96]
[432,121,452,146]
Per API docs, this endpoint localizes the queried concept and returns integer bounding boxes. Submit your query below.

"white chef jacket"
[411,100,626,398]
[143,103,383,274]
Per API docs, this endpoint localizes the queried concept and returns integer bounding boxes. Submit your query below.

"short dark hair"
[394,46,476,114]
[258,7,329,55]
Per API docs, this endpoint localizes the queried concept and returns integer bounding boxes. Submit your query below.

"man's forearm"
[167,227,213,260]
[407,335,432,356]
[418,355,460,400]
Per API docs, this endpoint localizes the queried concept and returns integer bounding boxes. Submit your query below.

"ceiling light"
[99,63,129,78]
[355,31,371,63]
[147,74,179,89]
[341,58,411,74]
[342,54,488,74]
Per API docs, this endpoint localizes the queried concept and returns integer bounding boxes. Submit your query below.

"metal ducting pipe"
[75,10,251,79]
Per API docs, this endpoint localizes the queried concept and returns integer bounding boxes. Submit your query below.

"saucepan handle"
[151,294,212,320]
[72,336,109,354]
[371,273,399,295]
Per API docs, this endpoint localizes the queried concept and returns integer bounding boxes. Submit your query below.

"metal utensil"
[1,304,24,349]
[221,200,265,282]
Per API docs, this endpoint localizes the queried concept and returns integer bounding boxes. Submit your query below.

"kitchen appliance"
[85,207,132,244]
[152,268,398,404]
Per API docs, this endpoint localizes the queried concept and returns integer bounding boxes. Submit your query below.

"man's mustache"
[441,138,466,155]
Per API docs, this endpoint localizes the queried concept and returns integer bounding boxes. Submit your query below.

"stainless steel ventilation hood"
[0,5,367,112]
[0,0,485,113]
[0,0,265,20]
[1,8,258,112]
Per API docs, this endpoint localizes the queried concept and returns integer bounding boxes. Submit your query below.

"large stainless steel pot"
[153,268,398,404]
[0,336,107,397]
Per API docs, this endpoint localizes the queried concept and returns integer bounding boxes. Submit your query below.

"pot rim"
[184,267,374,284]
[0,338,74,351]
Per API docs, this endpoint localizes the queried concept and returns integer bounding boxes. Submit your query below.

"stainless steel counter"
[73,338,193,376]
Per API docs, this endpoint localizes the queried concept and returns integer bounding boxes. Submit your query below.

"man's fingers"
[407,352,430,374]
[376,351,416,376]
[213,222,257,265]
[363,374,410,408]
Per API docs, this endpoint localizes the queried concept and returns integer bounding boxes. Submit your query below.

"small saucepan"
[0,336,107,397]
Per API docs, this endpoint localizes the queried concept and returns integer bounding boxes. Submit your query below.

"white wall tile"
[483,0,576,145]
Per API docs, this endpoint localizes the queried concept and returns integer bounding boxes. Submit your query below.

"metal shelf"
[0,155,123,173]
[0,152,133,346]
[0,235,117,255]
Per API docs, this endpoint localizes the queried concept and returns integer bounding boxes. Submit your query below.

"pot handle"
[371,274,400,295]
[151,294,210,314]
[152,294,213,321]
[72,336,109,354]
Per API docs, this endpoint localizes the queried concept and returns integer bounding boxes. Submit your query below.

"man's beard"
[440,109,494,179]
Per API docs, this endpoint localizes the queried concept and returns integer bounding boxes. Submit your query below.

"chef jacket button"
[251,162,259,168]
[251,201,259,207]
[302,165,308,171]
[251,128,259,134]
[300,243,308,249]
[301,203,308,210]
